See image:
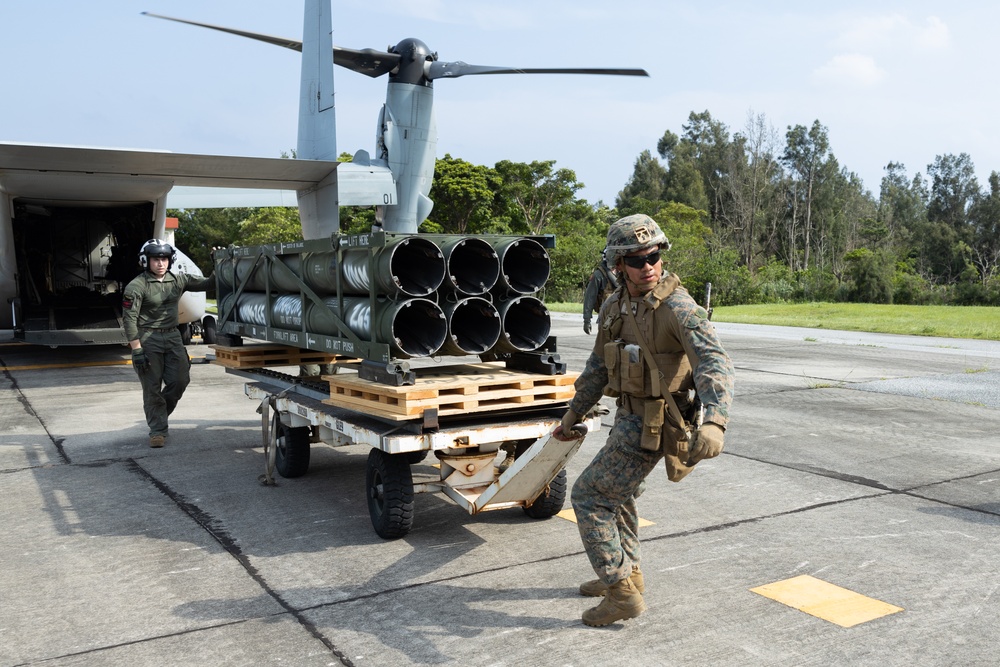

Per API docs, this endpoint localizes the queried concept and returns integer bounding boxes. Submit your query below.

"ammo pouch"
[641,398,665,451]
[604,341,646,397]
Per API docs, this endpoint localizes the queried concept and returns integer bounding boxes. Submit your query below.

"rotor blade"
[333,47,401,78]
[141,12,399,78]
[427,61,649,80]
[142,12,303,50]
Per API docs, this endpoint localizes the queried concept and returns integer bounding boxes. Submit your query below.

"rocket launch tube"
[219,236,445,297]
[438,297,502,356]
[491,237,550,295]
[222,292,447,359]
[438,236,500,296]
[218,254,304,293]
[302,236,445,297]
[489,295,551,354]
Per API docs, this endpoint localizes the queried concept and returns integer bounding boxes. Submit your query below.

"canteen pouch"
[641,398,665,451]
[604,341,622,396]
[663,421,695,482]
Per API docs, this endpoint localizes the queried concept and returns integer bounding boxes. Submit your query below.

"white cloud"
[916,16,950,50]
[835,13,950,53]
[811,54,887,87]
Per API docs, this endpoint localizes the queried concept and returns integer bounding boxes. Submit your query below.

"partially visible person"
[554,214,735,627]
[581,249,618,334]
[122,239,214,448]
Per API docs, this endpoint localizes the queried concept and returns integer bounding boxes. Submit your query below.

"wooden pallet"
[322,363,577,421]
[210,343,348,369]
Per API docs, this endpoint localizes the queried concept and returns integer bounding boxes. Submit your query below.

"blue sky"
[2,1,998,205]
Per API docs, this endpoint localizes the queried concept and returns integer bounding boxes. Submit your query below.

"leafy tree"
[676,110,731,218]
[927,153,979,232]
[967,171,1000,284]
[653,202,713,280]
[877,162,927,257]
[494,160,582,235]
[782,120,831,270]
[717,111,784,271]
[844,248,893,303]
[543,200,610,301]
[171,207,254,272]
[238,207,303,246]
[428,154,501,234]
[616,150,668,212]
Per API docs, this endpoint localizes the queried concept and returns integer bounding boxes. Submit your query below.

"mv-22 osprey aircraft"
[0,0,646,347]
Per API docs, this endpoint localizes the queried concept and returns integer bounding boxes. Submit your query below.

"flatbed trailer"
[230,366,603,538]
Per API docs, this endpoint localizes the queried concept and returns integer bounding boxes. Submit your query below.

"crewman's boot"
[579,566,644,597]
[581,576,646,627]
[149,435,165,448]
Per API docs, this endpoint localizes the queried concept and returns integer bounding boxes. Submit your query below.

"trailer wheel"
[202,316,218,345]
[366,449,414,539]
[523,468,567,519]
[275,423,311,478]
[405,450,429,465]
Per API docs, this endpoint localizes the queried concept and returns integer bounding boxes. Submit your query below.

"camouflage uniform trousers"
[571,411,659,586]
[134,329,191,437]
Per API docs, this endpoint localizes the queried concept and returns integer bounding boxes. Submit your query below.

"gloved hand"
[583,320,592,335]
[558,409,586,439]
[131,348,150,372]
[689,423,725,464]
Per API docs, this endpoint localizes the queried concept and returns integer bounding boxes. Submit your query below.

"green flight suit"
[122,270,213,438]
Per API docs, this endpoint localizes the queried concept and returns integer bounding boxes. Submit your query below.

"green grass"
[548,300,1000,341]
[714,303,1000,341]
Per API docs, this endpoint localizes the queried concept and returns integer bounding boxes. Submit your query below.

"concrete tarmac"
[1,315,998,666]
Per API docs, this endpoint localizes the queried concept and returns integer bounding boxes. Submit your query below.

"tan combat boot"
[579,566,644,597]
[581,576,646,627]
[149,435,165,448]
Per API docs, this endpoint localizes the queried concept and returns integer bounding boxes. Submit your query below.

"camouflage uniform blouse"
[568,272,734,428]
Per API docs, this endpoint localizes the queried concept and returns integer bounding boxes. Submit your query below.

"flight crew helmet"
[605,214,671,267]
[138,239,176,268]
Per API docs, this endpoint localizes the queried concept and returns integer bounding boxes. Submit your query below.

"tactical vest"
[592,263,618,311]
[602,274,695,401]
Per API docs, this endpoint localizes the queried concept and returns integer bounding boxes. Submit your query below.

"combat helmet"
[605,214,671,266]
[138,239,176,268]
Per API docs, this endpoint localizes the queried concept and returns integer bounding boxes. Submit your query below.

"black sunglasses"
[622,250,661,269]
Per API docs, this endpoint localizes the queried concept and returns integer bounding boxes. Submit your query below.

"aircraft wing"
[0,143,341,203]
[0,143,396,209]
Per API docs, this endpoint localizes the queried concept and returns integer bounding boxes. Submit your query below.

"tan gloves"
[560,409,586,439]
[689,423,725,464]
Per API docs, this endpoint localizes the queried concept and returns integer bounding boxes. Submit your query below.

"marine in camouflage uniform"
[122,239,214,448]
[581,251,618,334]
[556,214,735,626]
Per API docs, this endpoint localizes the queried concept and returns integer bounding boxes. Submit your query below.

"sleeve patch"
[122,297,133,310]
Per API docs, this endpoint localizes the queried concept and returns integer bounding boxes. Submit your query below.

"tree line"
[173,110,1000,307]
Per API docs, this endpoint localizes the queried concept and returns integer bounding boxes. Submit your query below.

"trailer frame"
[233,367,603,538]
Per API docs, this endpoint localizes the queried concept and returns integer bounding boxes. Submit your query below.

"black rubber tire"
[405,450,429,465]
[275,423,311,478]
[202,316,218,345]
[366,449,414,539]
[523,468,567,519]
[178,323,193,345]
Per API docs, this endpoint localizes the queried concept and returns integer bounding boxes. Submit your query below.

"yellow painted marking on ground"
[555,508,654,527]
[0,356,206,372]
[750,574,903,627]
[0,360,132,371]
